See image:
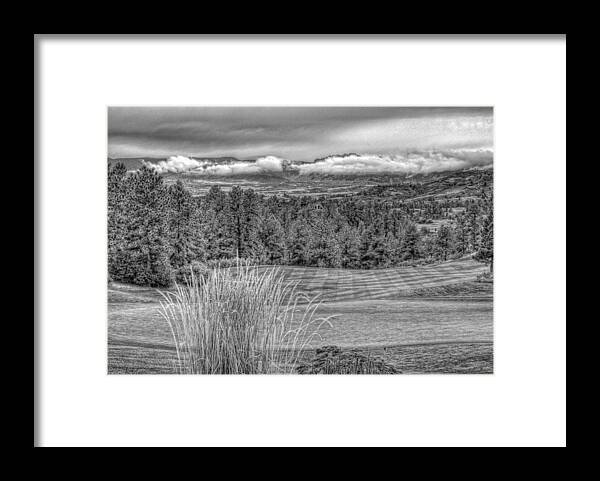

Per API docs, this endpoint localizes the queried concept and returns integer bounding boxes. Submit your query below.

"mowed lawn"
[256,258,490,302]
[108,258,493,374]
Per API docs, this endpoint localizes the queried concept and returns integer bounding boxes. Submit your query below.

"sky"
[108,107,493,163]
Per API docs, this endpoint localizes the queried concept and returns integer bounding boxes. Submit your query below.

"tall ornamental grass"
[158,263,331,374]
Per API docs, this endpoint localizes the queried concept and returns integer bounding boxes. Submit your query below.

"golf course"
[108,258,493,374]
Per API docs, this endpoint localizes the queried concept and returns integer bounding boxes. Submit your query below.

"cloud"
[255,155,285,172]
[142,155,203,173]
[296,149,493,176]
[142,155,288,175]
[109,107,493,161]
[140,149,493,177]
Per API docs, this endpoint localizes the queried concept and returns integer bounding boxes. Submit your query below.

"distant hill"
[107,156,492,199]
[357,168,493,201]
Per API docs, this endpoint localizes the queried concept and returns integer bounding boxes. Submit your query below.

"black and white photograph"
[108,106,494,375]
[36,35,565,447]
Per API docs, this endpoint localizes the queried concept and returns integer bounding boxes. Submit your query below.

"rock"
[296,345,399,374]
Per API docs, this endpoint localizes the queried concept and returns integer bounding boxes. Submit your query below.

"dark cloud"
[108,107,493,161]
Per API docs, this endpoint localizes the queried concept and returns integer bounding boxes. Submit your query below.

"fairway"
[261,258,490,302]
[108,259,492,374]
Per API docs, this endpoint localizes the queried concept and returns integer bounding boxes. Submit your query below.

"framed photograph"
[35,34,566,447]
[107,106,494,376]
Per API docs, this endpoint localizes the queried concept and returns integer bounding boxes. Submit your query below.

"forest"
[108,163,493,287]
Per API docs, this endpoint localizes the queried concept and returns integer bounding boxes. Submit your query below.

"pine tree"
[204,186,234,259]
[241,189,262,259]
[359,226,378,268]
[189,197,208,262]
[338,224,361,268]
[118,167,173,286]
[435,224,454,262]
[453,213,468,257]
[288,220,310,266]
[259,215,286,264]
[227,186,244,258]
[107,163,128,281]
[466,210,480,253]
[308,212,341,267]
[475,210,493,272]
[400,222,421,262]
[167,180,195,269]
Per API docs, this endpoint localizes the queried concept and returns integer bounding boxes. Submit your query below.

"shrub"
[174,261,210,284]
[476,271,493,283]
[203,257,267,269]
[158,263,332,374]
[296,345,399,374]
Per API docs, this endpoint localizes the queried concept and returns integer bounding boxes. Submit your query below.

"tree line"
[108,163,493,286]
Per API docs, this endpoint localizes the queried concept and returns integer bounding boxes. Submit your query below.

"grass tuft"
[158,262,332,374]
